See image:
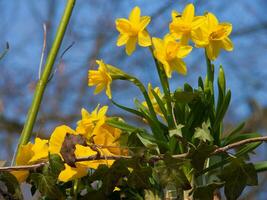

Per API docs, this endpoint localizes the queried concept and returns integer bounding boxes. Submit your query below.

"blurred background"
[0,0,267,198]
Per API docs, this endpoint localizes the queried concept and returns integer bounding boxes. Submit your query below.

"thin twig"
[211,136,267,155]
[38,23,47,80]
[4,136,267,172]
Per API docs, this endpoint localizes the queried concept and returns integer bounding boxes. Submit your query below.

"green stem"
[149,46,174,128]
[15,0,76,159]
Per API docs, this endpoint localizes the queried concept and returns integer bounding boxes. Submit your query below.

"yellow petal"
[139,16,151,31]
[58,164,88,182]
[177,45,192,58]
[182,3,195,23]
[192,16,206,29]
[117,34,129,46]
[115,18,131,34]
[125,36,137,55]
[180,34,191,45]
[129,6,141,24]
[221,37,233,51]
[191,28,209,47]
[170,59,187,75]
[206,12,219,30]
[29,138,49,163]
[138,30,151,47]
[219,23,232,37]
[16,143,34,165]
[11,171,29,183]
[152,37,164,52]
[49,125,77,155]
[206,42,220,61]
[106,84,112,99]
[163,62,172,78]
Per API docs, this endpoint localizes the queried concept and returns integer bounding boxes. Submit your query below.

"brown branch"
[1,136,267,172]
[211,136,267,155]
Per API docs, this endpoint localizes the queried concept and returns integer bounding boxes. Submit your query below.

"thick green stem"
[149,46,174,128]
[15,0,76,159]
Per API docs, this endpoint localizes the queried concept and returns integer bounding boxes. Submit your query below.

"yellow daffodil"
[88,60,112,99]
[49,125,89,182]
[142,83,164,117]
[76,105,108,138]
[93,124,125,155]
[169,4,205,44]
[116,6,151,55]
[12,138,48,182]
[58,163,88,183]
[49,125,78,156]
[152,34,192,78]
[74,144,114,169]
[192,12,233,60]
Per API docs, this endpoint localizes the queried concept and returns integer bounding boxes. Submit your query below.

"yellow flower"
[93,124,125,155]
[142,83,164,117]
[76,105,108,139]
[152,34,192,78]
[58,163,88,183]
[192,12,233,60]
[49,125,78,156]
[116,6,151,55]
[74,144,114,169]
[49,125,89,182]
[169,4,205,44]
[11,138,48,182]
[88,60,112,99]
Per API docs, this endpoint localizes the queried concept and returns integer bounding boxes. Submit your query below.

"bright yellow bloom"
[49,125,90,182]
[116,6,151,55]
[58,163,88,183]
[152,34,192,78]
[169,4,205,44]
[76,105,108,138]
[192,12,233,60]
[142,83,164,117]
[12,138,48,182]
[49,125,79,156]
[93,124,125,155]
[74,144,114,169]
[88,60,112,99]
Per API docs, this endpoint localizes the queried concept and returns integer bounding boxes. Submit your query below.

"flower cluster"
[88,4,233,99]
[13,105,125,182]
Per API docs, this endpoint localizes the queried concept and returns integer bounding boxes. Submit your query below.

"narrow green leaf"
[254,161,267,173]
[150,89,168,120]
[112,100,144,118]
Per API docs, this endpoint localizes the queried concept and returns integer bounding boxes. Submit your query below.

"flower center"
[209,27,228,40]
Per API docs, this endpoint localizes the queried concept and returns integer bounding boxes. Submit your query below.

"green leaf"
[169,124,184,138]
[220,160,258,200]
[223,132,260,146]
[193,182,224,200]
[144,190,161,200]
[0,172,23,200]
[136,133,159,153]
[49,154,65,177]
[193,121,213,142]
[190,143,215,172]
[111,100,144,118]
[173,91,200,104]
[128,166,152,189]
[254,161,267,172]
[107,118,143,133]
[154,155,191,190]
[30,173,64,199]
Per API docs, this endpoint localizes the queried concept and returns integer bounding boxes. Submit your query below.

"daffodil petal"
[171,59,187,75]
[182,3,195,23]
[117,34,129,46]
[221,37,233,51]
[129,6,141,24]
[125,37,137,55]
[11,171,29,183]
[139,16,151,31]
[206,42,220,61]
[115,18,131,34]
[138,30,151,47]
[58,164,88,182]
[206,12,219,30]
[177,45,193,58]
